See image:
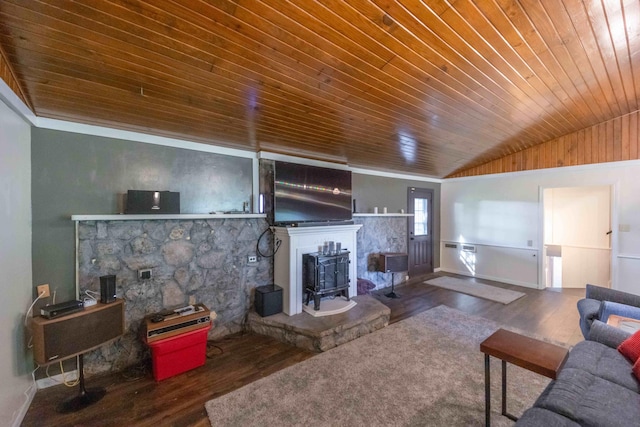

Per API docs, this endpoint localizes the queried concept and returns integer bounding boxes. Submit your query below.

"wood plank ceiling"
[0,1,638,178]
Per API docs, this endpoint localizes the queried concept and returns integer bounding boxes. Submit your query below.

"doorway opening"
[542,185,612,289]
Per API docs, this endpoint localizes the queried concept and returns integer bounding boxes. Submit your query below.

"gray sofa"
[577,284,640,338]
[515,321,639,426]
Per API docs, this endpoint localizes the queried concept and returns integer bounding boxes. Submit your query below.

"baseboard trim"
[36,370,78,390]
[438,268,539,289]
[434,267,442,273]
[11,383,36,427]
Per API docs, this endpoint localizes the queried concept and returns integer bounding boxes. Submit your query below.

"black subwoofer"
[255,285,283,317]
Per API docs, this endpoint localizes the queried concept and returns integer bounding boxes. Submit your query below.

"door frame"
[537,182,619,290]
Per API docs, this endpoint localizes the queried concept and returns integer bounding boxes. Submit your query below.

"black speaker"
[125,190,180,214]
[255,285,283,317]
[378,253,409,273]
[100,275,116,304]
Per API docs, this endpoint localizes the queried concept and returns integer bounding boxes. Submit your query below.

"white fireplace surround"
[273,224,362,315]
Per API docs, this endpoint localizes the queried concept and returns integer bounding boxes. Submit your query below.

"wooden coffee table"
[607,314,640,333]
[480,328,569,426]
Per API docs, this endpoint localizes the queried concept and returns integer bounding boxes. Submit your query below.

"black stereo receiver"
[40,300,84,319]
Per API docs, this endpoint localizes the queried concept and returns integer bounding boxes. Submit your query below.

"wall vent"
[444,243,458,249]
[461,244,476,253]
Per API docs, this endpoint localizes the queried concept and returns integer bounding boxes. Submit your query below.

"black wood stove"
[302,251,350,311]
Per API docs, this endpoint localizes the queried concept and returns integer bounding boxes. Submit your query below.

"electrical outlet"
[248,255,258,263]
[37,284,50,298]
[138,269,152,280]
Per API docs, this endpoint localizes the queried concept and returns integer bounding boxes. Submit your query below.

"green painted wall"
[31,128,442,302]
[31,128,253,301]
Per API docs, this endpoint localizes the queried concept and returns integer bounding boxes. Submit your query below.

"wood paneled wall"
[448,111,640,178]
[0,46,30,109]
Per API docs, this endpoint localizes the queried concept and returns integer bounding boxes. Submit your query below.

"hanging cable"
[24,290,46,326]
[256,226,281,258]
[60,357,80,387]
[24,290,47,349]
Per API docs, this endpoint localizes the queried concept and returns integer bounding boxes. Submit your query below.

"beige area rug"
[425,276,526,304]
[205,305,554,426]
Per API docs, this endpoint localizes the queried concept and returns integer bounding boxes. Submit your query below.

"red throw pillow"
[618,330,640,363]
[633,358,640,381]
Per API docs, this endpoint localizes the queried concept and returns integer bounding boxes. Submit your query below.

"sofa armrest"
[585,284,640,307]
[577,298,601,323]
[577,298,602,338]
[588,320,631,348]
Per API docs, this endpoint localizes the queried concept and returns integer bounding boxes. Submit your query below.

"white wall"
[440,242,539,287]
[440,174,540,287]
[442,161,640,296]
[0,98,33,425]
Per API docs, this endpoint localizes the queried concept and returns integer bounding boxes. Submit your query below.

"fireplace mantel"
[273,224,362,315]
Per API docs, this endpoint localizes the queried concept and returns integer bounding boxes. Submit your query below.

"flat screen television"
[273,161,352,225]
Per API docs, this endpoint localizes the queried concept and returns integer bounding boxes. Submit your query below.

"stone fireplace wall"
[77,218,272,375]
[77,216,409,374]
[353,216,409,290]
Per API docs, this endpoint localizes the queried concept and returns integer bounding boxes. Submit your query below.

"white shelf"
[353,213,414,217]
[72,213,410,221]
[71,213,267,221]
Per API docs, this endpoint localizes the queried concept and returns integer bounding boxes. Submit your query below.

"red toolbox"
[147,324,211,381]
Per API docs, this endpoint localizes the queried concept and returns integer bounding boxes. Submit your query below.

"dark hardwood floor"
[22,273,584,427]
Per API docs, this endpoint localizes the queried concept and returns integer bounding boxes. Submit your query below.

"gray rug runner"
[425,276,526,304]
[205,305,552,426]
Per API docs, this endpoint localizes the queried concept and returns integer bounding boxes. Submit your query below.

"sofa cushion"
[564,341,639,392]
[589,320,632,348]
[634,358,640,381]
[533,367,640,427]
[600,301,640,324]
[618,329,640,363]
[516,407,580,426]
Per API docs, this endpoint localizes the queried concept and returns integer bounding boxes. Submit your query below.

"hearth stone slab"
[301,297,357,317]
[248,295,390,352]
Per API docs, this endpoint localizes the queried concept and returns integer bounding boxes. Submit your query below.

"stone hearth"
[248,295,390,352]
